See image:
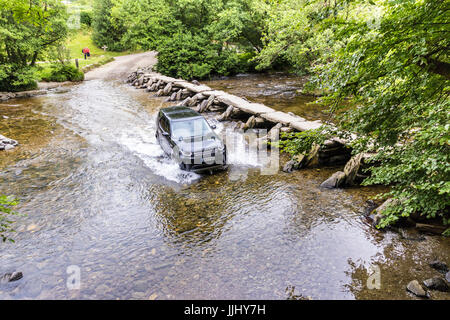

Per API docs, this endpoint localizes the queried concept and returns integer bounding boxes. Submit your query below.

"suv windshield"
[171,118,212,139]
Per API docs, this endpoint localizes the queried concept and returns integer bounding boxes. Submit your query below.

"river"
[0,74,448,299]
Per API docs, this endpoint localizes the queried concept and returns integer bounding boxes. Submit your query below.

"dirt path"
[84,51,158,81]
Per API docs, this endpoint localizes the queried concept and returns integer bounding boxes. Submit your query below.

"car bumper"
[190,163,228,173]
[179,152,227,173]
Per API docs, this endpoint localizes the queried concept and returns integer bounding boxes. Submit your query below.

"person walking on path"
[82,47,90,60]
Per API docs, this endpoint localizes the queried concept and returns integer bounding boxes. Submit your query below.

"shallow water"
[204,73,329,121]
[0,75,448,300]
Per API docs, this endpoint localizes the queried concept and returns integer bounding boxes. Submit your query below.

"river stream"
[0,74,448,299]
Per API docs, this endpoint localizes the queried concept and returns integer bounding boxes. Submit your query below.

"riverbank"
[0,82,72,102]
[0,52,158,103]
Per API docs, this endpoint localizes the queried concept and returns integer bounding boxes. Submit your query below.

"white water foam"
[50,81,201,184]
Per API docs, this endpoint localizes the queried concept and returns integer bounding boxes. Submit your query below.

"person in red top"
[82,47,90,60]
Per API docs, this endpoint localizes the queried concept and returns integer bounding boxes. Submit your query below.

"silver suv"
[156,106,227,173]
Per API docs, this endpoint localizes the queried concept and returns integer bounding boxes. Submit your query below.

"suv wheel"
[179,163,192,171]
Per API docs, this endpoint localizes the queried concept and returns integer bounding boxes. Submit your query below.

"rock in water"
[0,134,19,151]
[0,271,23,283]
[9,272,23,282]
[320,171,346,188]
[163,82,172,95]
[406,280,429,298]
[282,160,296,173]
[423,277,449,292]
[369,198,399,227]
[429,260,449,273]
[343,153,363,186]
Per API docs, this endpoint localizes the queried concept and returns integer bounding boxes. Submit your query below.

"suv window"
[171,118,212,139]
[159,116,170,134]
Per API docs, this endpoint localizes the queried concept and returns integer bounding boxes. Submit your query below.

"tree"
[92,0,128,51]
[258,0,449,231]
[118,0,180,51]
[311,0,450,229]
[0,0,68,91]
[92,0,269,78]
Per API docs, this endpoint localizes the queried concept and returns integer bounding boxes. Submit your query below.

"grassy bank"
[36,28,139,82]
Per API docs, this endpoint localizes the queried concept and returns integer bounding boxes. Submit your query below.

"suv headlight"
[180,149,193,157]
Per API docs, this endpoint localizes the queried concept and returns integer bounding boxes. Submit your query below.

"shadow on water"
[0,76,448,299]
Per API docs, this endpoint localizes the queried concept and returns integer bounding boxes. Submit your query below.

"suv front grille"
[193,149,216,157]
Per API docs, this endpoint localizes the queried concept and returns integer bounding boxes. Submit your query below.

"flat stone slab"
[239,103,275,115]
[150,75,183,83]
[177,82,212,93]
[260,111,300,125]
[290,120,323,131]
[149,75,212,93]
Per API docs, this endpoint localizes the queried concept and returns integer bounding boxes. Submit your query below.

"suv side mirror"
[211,124,217,129]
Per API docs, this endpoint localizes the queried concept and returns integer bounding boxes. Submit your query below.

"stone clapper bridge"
[127,69,373,190]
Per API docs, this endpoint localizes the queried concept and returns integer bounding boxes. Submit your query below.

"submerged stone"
[0,271,23,283]
[429,260,449,273]
[406,280,429,298]
[423,277,448,292]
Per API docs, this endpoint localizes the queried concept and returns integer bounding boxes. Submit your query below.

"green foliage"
[92,0,267,78]
[0,195,19,243]
[309,0,450,228]
[443,228,450,237]
[92,0,128,51]
[277,128,329,157]
[254,0,340,74]
[0,0,68,91]
[0,64,37,92]
[41,64,84,82]
[155,31,254,80]
[118,0,180,51]
[80,10,93,26]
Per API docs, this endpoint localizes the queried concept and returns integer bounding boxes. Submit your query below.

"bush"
[0,65,38,92]
[277,128,329,158]
[156,32,254,80]
[80,11,93,27]
[42,65,84,82]
[0,195,19,243]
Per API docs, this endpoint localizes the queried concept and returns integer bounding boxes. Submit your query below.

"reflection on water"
[0,76,448,300]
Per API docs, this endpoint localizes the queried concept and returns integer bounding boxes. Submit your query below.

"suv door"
[157,115,172,155]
